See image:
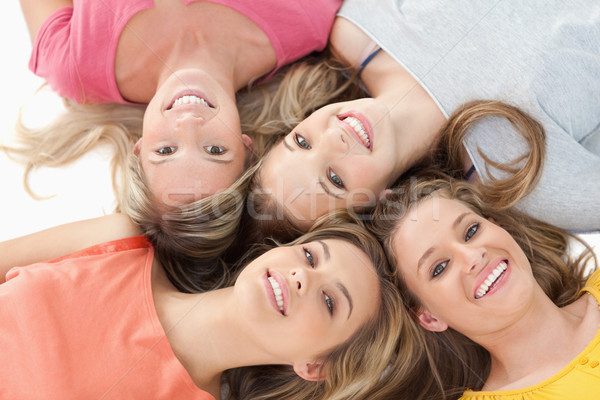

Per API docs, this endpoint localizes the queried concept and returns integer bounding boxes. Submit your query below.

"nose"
[290,268,308,295]
[322,127,350,154]
[456,244,487,274]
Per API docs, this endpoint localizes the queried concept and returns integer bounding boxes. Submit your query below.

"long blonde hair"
[224,217,404,400]
[370,174,596,399]
[3,99,145,207]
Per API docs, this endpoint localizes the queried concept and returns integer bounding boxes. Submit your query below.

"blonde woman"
[370,175,598,399]
[10,0,343,207]
[1,221,402,400]
[253,0,600,235]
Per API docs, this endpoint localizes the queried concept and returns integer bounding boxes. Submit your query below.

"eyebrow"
[149,157,234,165]
[318,240,354,319]
[318,178,344,199]
[416,211,472,271]
[283,139,295,152]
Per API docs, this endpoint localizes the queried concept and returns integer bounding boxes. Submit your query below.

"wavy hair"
[369,173,596,399]
[224,216,404,400]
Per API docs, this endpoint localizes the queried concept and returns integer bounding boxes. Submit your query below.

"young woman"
[9,0,342,207]
[254,0,600,234]
[370,175,599,399]
[1,221,403,400]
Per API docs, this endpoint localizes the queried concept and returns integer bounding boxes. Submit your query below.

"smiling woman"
[0,221,403,400]
[370,174,600,399]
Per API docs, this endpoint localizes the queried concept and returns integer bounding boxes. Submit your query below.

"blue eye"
[157,146,176,155]
[205,145,225,155]
[328,169,345,189]
[432,261,448,277]
[294,133,311,149]
[304,248,315,268]
[324,292,334,315]
[465,224,479,241]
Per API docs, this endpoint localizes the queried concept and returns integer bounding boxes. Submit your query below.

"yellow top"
[460,268,600,400]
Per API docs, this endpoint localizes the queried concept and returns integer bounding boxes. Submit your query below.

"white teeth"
[172,95,210,108]
[343,117,371,148]
[268,277,284,313]
[475,261,508,299]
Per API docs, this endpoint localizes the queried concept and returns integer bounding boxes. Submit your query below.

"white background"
[0,2,598,260]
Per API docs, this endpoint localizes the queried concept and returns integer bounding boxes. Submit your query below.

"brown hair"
[429,99,546,210]
[369,174,596,399]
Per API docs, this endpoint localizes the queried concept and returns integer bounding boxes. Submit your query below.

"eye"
[204,145,225,155]
[432,261,448,278]
[323,292,335,315]
[465,223,479,241]
[304,248,315,268]
[156,146,176,155]
[294,133,311,150]
[328,168,345,189]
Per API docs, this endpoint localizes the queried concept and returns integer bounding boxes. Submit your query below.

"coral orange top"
[0,236,214,399]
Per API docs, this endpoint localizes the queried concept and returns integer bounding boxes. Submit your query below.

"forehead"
[392,197,471,258]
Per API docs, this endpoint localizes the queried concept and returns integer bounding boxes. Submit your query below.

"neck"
[152,262,281,397]
[116,1,276,103]
[360,52,446,175]
[472,289,595,391]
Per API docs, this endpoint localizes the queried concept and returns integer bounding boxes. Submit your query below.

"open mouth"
[475,260,508,299]
[167,93,213,110]
[267,272,285,315]
[338,114,372,150]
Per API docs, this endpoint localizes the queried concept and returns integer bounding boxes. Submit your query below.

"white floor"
[0,3,598,261]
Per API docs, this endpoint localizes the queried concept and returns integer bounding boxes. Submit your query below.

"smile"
[475,260,508,299]
[338,114,372,150]
[268,276,285,314]
[167,91,214,110]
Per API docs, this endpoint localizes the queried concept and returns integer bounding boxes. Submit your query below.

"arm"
[0,213,142,283]
[19,0,73,43]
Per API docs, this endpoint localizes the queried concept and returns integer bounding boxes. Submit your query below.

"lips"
[338,112,373,150]
[166,90,214,110]
[264,270,289,315]
[474,259,509,299]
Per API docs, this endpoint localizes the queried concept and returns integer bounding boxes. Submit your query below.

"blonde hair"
[237,53,365,154]
[121,153,262,293]
[224,217,404,400]
[370,174,597,399]
[3,99,145,208]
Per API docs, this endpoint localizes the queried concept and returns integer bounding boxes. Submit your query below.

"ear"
[379,188,394,201]
[414,308,448,332]
[292,361,326,381]
[133,138,142,155]
[242,134,254,153]
[488,217,496,223]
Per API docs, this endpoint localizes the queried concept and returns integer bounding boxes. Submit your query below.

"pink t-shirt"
[0,236,214,399]
[29,0,342,104]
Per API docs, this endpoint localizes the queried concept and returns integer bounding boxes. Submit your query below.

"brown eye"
[157,146,176,155]
[205,145,225,155]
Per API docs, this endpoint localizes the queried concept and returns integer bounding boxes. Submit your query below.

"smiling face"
[233,238,380,368]
[258,98,405,228]
[391,196,536,338]
[136,69,253,206]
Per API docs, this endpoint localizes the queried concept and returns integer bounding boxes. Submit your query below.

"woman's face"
[392,196,536,337]
[258,98,404,228]
[234,238,380,370]
[137,69,253,206]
